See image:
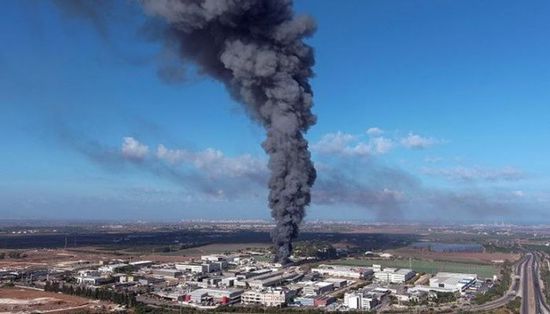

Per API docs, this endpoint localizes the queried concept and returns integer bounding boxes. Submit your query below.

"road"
[466,254,525,312]
[521,252,550,314]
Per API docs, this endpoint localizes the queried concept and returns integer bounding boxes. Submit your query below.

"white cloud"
[422,166,525,182]
[311,132,356,155]
[156,144,266,178]
[400,132,439,149]
[121,137,149,160]
[311,132,395,157]
[370,137,394,154]
[513,190,525,197]
[366,127,384,136]
[424,156,443,163]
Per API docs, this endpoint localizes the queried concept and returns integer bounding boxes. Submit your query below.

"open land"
[0,287,115,313]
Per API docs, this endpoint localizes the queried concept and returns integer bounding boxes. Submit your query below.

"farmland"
[325,258,499,278]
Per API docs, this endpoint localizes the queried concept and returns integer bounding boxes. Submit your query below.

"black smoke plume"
[140,0,317,263]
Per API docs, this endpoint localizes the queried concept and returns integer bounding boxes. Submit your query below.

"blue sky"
[1,0,550,223]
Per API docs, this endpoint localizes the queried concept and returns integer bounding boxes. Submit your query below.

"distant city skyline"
[2,0,550,223]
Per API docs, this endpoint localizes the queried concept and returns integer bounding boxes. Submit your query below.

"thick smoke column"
[141,0,317,263]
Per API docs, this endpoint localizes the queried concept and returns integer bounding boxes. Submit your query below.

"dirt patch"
[0,288,115,313]
[0,248,123,268]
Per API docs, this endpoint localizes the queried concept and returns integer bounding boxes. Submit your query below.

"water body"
[411,242,483,252]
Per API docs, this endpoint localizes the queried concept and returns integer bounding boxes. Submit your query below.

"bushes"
[7,251,24,259]
[473,262,512,305]
[44,281,136,307]
[434,292,457,304]
[506,296,521,313]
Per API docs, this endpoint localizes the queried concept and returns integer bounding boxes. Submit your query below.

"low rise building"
[129,260,153,268]
[175,263,204,274]
[175,261,225,274]
[324,277,348,288]
[151,268,182,279]
[429,272,477,292]
[98,263,129,273]
[241,288,290,307]
[302,281,334,296]
[344,291,381,310]
[311,264,372,279]
[314,296,335,308]
[294,296,315,306]
[184,288,243,305]
[246,271,299,289]
[374,268,415,283]
[76,276,111,286]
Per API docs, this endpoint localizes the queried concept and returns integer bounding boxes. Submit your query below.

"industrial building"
[184,288,244,305]
[129,260,153,268]
[324,277,349,288]
[151,268,182,279]
[302,281,334,296]
[175,260,225,274]
[98,263,129,273]
[175,263,204,274]
[373,267,415,283]
[311,264,372,279]
[241,288,292,306]
[344,291,382,310]
[314,296,335,307]
[76,275,111,286]
[428,272,477,292]
[244,271,301,289]
[201,255,229,268]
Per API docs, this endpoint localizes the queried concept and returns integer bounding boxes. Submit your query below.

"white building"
[241,288,290,307]
[129,260,153,268]
[76,276,110,286]
[175,261,224,274]
[77,269,100,277]
[201,255,228,267]
[429,272,477,292]
[344,292,380,310]
[302,281,334,296]
[392,269,415,283]
[98,263,128,273]
[220,277,237,287]
[152,268,182,279]
[374,268,415,283]
[311,264,371,279]
[245,271,299,289]
[175,263,204,274]
[186,288,243,305]
[324,278,348,288]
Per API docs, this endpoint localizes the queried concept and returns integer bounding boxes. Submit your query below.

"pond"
[411,242,484,252]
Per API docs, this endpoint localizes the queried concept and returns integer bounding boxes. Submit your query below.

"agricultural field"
[388,247,520,264]
[325,258,499,278]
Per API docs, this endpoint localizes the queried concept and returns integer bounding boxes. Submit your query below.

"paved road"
[465,255,525,312]
[522,253,535,314]
[533,252,550,314]
[521,251,550,314]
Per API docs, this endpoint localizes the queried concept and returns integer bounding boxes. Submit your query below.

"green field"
[325,258,499,278]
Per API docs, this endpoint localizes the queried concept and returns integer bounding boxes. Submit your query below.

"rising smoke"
[50,0,317,263]
[139,0,317,263]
